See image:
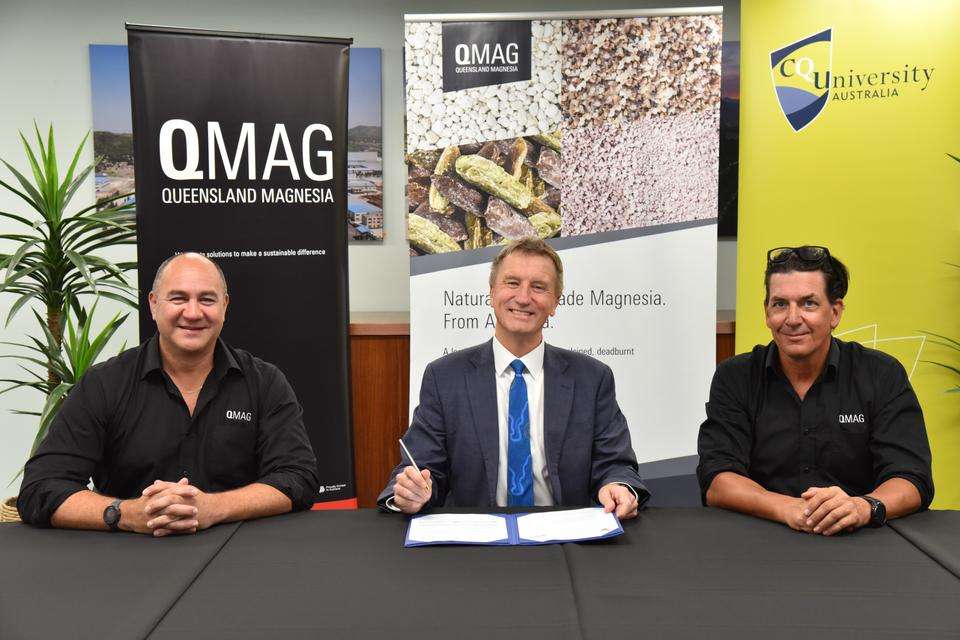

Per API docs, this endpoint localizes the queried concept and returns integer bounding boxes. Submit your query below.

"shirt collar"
[492,335,545,380]
[139,334,241,380]
[765,337,840,380]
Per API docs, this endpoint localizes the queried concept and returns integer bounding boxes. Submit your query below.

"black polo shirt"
[18,335,319,526]
[697,339,934,508]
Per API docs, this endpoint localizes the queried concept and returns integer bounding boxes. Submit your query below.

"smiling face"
[148,255,229,361]
[490,252,560,356]
[765,270,843,366]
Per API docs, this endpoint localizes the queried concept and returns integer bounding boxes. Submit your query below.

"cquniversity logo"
[771,29,833,131]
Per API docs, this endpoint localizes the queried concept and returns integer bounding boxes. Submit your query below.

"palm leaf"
[71,194,136,217]
[4,290,40,326]
[64,251,98,294]
[86,289,138,309]
[0,209,41,228]
[29,382,73,457]
[44,124,62,217]
[3,238,39,282]
[0,169,44,215]
[61,163,94,210]
[0,263,42,296]
[58,131,90,203]
[923,331,960,351]
[922,361,960,377]
[19,130,47,207]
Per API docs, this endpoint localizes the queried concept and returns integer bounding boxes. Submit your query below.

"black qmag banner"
[442,21,532,92]
[128,26,355,506]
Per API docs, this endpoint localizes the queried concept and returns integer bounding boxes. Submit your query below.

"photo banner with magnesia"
[404,12,722,502]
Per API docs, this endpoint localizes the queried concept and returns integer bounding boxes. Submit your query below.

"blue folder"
[404,511,624,547]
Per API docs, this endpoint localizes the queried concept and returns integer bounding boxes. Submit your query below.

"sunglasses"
[766,246,831,265]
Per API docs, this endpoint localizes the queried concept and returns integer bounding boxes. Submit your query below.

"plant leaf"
[58,131,90,202]
[4,290,40,327]
[0,167,44,215]
[0,263,41,296]
[19,129,47,206]
[87,289,138,309]
[30,382,74,456]
[921,360,960,377]
[62,163,94,210]
[3,238,39,282]
[0,208,40,228]
[64,251,98,294]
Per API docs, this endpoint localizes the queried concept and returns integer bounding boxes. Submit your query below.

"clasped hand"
[783,486,870,536]
[122,478,215,537]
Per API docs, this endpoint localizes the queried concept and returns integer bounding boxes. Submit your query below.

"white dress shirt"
[492,336,554,506]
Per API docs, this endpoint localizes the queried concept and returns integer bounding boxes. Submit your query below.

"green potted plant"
[0,124,136,521]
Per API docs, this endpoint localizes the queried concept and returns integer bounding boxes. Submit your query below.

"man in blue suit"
[379,238,648,518]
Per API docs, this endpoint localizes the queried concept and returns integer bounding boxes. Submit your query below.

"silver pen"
[398,438,432,493]
[398,438,422,476]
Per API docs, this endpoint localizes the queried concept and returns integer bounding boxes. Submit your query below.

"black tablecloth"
[565,508,960,640]
[0,522,240,640]
[889,509,960,580]
[150,510,581,640]
[1,508,958,640]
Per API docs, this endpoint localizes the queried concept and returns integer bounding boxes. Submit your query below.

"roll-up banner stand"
[127,25,356,508]
[403,9,722,505]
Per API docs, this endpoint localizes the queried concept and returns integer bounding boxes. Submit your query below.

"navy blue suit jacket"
[378,340,649,510]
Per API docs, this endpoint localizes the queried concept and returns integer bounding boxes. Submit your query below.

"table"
[2,508,958,639]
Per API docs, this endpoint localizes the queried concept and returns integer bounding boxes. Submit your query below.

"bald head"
[151,253,228,296]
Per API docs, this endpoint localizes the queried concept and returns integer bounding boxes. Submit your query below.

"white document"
[516,508,619,543]
[407,513,508,543]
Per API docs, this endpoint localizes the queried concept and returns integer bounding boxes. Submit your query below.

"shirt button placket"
[800,402,816,474]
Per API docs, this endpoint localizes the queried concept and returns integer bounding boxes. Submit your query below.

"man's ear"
[148,291,158,320]
[830,298,845,329]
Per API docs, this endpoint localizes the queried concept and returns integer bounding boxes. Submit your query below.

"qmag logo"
[771,28,935,132]
[442,21,532,92]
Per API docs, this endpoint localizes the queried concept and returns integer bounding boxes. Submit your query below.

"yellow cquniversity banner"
[738,0,960,508]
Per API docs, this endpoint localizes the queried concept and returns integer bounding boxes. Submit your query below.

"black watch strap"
[103,498,123,531]
[861,495,886,528]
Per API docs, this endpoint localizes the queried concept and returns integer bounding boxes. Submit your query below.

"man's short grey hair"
[489,237,564,297]
[151,252,228,295]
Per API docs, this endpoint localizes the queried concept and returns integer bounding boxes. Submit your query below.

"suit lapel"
[466,340,499,506]
[543,345,573,504]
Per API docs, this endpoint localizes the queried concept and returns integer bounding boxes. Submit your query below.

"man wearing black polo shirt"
[18,253,319,535]
[697,246,933,535]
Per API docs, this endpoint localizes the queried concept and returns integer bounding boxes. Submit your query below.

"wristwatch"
[861,495,886,528]
[103,498,123,531]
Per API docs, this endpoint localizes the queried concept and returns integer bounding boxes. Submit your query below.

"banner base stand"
[311,498,359,511]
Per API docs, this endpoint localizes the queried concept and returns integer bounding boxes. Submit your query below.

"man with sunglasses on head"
[697,246,933,535]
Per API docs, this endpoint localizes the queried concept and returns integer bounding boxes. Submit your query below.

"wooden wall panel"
[349,335,409,508]
[716,333,736,363]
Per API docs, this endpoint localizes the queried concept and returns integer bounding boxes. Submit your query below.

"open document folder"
[405,507,624,547]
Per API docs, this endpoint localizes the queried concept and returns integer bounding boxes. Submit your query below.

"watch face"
[867,497,886,526]
[104,505,120,526]
[874,500,886,524]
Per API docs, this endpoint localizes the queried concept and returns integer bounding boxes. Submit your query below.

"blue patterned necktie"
[507,359,533,506]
